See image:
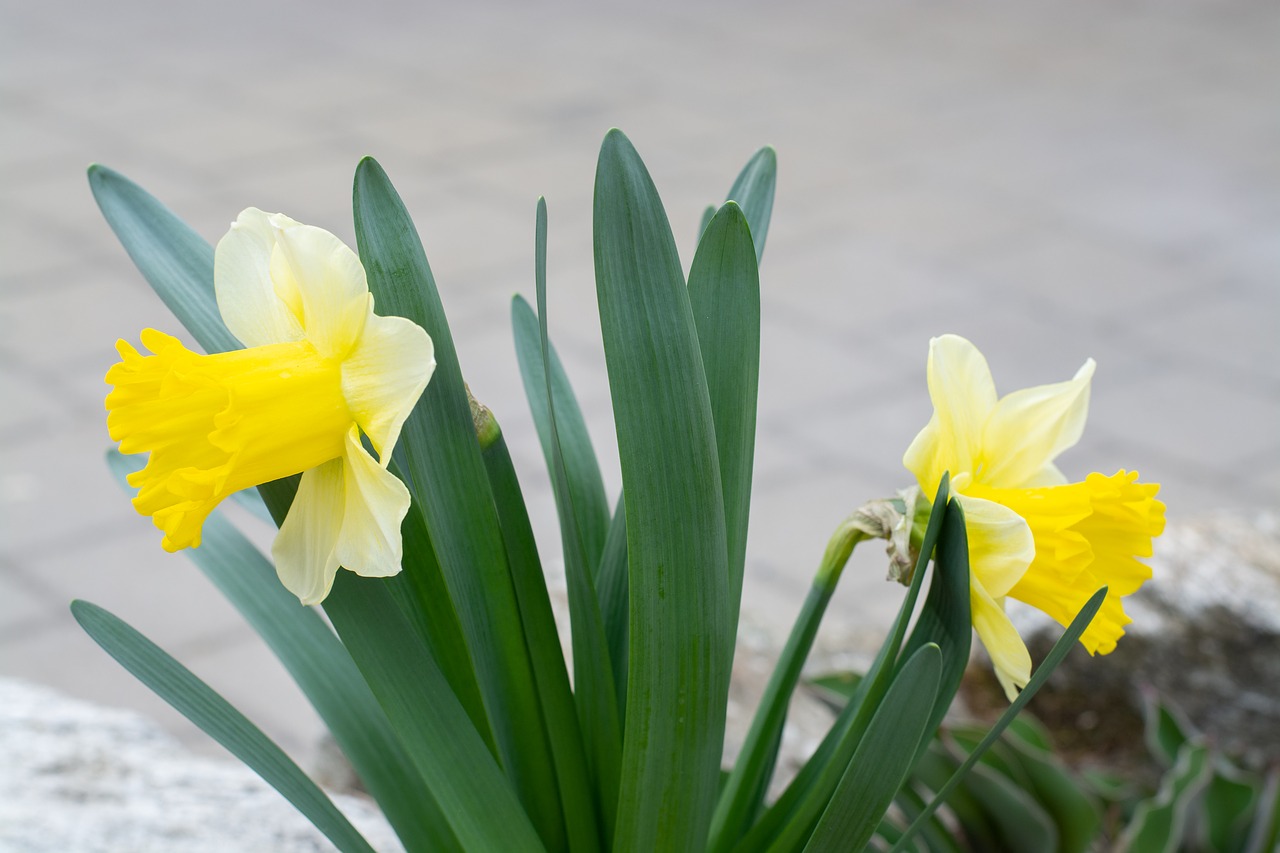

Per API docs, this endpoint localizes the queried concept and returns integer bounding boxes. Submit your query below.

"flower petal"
[971,580,1032,701]
[335,426,410,578]
[956,493,1035,599]
[340,310,435,461]
[272,457,345,605]
[925,335,997,482]
[214,208,306,348]
[981,359,1095,488]
[270,218,370,359]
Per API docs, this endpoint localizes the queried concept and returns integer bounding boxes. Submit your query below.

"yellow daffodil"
[904,334,1164,699]
[106,209,435,605]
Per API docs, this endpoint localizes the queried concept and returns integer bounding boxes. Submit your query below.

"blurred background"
[2,0,1277,769]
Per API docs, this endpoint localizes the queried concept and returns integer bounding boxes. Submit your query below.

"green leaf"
[1143,689,1195,769]
[531,198,624,843]
[1116,740,1213,853]
[897,492,972,768]
[1245,768,1280,853]
[321,573,547,852]
[106,451,458,853]
[511,293,610,570]
[88,164,239,355]
[596,494,629,718]
[723,147,777,262]
[352,156,563,848]
[687,201,761,634]
[594,128,732,849]
[481,429,603,853]
[1202,762,1259,853]
[71,601,377,853]
[731,479,951,853]
[804,643,942,852]
[958,763,1060,852]
[889,585,1110,853]
[698,204,717,241]
[1001,725,1101,853]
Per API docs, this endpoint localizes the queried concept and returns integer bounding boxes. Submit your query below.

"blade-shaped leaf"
[687,201,761,634]
[594,128,732,849]
[88,165,240,355]
[889,585,1111,853]
[1115,740,1212,853]
[106,451,458,852]
[482,421,605,853]
[512,293,610,570]
[804,643,942,852]
[352,157,563,847]
[71,601,376,853]
[723,147,777,263]
[528,197,622,842]
[596,494,629,717]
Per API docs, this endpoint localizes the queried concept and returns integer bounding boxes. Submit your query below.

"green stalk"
[708,521,870,853]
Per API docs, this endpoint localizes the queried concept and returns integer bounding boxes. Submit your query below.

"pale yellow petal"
[971,580,1032,701]
[340,310,435,461]
[272,458,345,605]
[903,413,945,494]
[925,335,997,480]
[335,426,409,578]
[270,218,370,360]
[981,359,1095,488]
[956,493,1035,598]
[214,208,305,348]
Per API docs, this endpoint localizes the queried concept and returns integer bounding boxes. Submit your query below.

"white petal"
[971,581,1032,701]
[271,219,370,359]
[956,493,1034,599]
[925,335,997,479]
[272,458,344,605]
[214,208,306,348]
[335,427,410,578]
[340,311,435,461]
[981,359,1095,488]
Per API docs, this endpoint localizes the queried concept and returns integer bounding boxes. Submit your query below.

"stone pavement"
[2,0,1277,772]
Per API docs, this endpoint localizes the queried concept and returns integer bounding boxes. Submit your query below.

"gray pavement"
[2,0,1278,770]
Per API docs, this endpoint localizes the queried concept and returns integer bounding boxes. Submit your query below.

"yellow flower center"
[105,328,352,551]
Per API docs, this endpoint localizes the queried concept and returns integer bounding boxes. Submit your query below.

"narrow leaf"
[804,644,942,852]
[723,147,777,263]
[72,601,376,853]
[88,165,239,355]
[353,157,563,847]
[1115,740,1213,853]
[106,451,458,852]
[596,494,629,717]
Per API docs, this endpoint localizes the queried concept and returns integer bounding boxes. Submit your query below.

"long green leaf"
[322,572,547,852]
[596,494,629,717]
[512,293,610,570]
[88,164,239,355]
[804,643,942,852]
[528,198,622,843]
[594,128,732,849]
[956,762,1059,852]
[889,585,1111,852]
[723,147,777,263]
[687,200,761,634]
[106,451,458,852]
[897,495,971,767]
[352,157,563,848]
[71,601,376,853]
[732,479,951,853]
[482,423,604,853]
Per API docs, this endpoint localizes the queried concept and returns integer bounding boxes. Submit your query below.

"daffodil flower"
[904,334,1164,699]
[106,209,435,605]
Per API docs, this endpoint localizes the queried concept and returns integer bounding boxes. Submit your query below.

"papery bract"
[903,334,1164,699]
[106,209,435,604]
